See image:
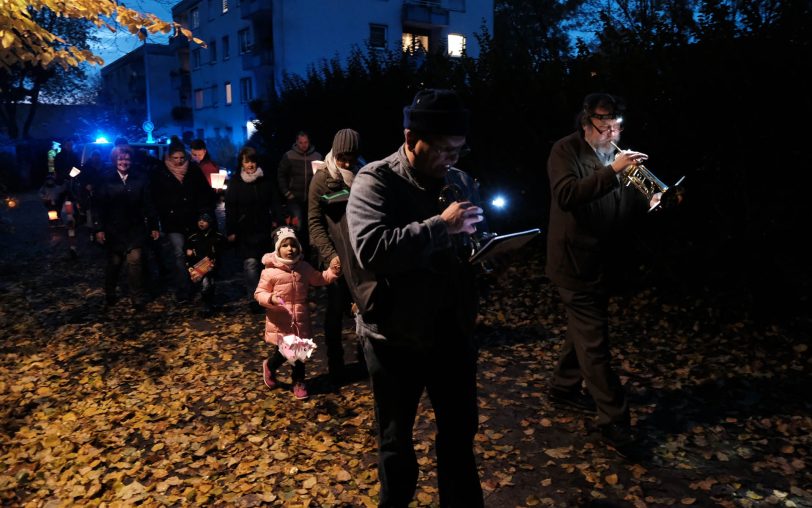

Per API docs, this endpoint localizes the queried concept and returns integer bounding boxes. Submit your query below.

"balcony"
[240,0,272,20]
[241,48,274,70]
[403,0,450,27]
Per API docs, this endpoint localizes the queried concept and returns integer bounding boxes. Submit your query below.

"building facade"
[99,44,188,142]
[101,0,493,164]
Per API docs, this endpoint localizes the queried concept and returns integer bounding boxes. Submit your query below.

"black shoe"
[549,388,596,413]
[599,423,641,459]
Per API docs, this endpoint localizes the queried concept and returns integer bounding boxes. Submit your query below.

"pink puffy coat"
[254,252,339,345]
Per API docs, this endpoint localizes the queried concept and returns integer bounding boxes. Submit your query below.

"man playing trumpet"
[545,92,661,459]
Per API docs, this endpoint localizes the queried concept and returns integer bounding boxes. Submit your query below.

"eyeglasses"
[589,118,623,135]
[429,143,471,158]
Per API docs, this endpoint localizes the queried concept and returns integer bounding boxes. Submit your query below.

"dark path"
[1,192,810,507]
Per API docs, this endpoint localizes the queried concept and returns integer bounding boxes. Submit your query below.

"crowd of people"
[33,89,677,506]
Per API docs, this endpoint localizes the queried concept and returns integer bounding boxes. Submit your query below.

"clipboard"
[469,228,541,264]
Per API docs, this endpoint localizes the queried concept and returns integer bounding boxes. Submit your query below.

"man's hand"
[329,255,342,275]
[442,201,484,235]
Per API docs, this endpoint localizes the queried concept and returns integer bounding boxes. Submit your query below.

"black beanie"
[199,211,213,223]
[331,128,360,155]
[403,89,470,136]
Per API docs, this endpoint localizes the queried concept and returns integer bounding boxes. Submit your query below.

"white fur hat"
[273,227,300,254]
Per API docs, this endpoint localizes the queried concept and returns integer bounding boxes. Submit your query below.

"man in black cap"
[346,89,485,507]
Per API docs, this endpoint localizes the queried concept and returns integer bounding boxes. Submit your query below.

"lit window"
[369,24,387,50]
[448,33,465,57]
[225,82,232,105]
[222,35,230,60]
[240,77,253,103]
[194,89,204,109]
[222,0,229,13]
[402,32,428,53]
[238,28,251,53]
[190,7,199,28]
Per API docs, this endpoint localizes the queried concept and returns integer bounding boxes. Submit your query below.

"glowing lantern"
[48,210,59,221]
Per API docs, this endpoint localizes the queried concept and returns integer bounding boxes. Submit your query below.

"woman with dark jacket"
[150,140,217,301]
[93,145,160,309]
[225,145,278,310]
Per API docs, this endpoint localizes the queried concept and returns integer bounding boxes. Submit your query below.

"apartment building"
[100,43,187,140]
[100,0,492,156]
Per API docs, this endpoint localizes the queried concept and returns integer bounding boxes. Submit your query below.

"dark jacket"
[53,149,81,186]
[277,143,322,202]
[93,169,158,252]
[346,145,481,351]
[224,170,277,259]
[185,227,226,268]
[150,163,216,236]
[307,158,358,265]
[545,130,648,292]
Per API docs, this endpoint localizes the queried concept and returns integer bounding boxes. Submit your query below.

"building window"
[211,84,218,107]
[207,0,214,19]
[194,89,204,109]
[448,33,465,57]
[240,77,253,103]
[238,28,251,53]
[192,48,201,69]
[209,40,217,63]
[402,31,429,53]
[190,7,199,28]
[222,35,230,60]
[222,0,229,13]
[225,81,232,105]
[369,24,387,50]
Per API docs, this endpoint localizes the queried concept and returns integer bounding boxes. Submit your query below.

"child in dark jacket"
[185,211,226,315]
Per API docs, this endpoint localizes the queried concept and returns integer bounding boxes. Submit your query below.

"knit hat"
[272,226,300,254]
[332,128,360,156]
[198,211,213,224]
[403,88,470,136]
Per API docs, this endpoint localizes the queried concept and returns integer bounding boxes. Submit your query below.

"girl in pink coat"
[255,227,340,399]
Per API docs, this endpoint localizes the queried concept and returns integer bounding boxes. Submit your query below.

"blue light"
[491,196,507,209]
[94,136,109,144]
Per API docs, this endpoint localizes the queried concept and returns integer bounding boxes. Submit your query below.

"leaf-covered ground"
[1,193,810,507]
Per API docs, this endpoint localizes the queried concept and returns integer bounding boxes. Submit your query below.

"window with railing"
[222,0,229,13]
[240,77,253,103]
[370,24,387,50]
[190,8,199,28]
[238,28,252,53]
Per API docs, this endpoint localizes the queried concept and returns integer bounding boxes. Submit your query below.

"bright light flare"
[491,196,507,209]
[94,136,109,144]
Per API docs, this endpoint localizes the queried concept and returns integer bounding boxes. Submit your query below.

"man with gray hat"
[346,88,485,507]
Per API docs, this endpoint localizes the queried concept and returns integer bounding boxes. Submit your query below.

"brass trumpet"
[610,142,684,210]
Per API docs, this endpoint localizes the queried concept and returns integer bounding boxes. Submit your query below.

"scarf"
[165,158,189,182]
[275,252,302,267]
[324,150,355,188]
[240,166,264,183]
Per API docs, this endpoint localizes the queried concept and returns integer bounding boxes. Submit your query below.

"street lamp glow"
[95,136,109,144]
[491,196,506,209]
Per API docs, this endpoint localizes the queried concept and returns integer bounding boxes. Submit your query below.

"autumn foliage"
[0,0,203,70]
